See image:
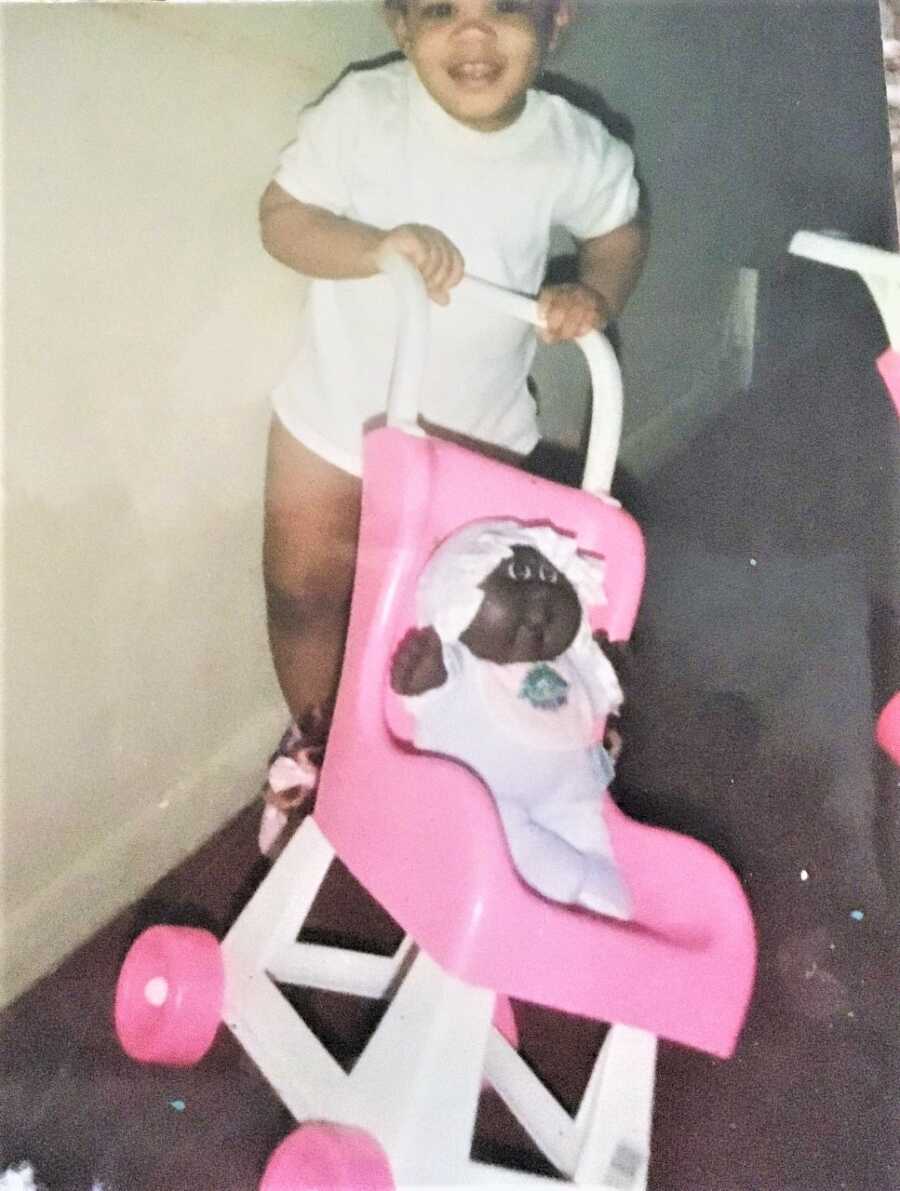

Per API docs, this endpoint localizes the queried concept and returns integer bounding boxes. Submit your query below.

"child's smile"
[391,0,567,133]
[447,59,503,89]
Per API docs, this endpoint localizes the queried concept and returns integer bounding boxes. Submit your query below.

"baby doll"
[390,519,631,920]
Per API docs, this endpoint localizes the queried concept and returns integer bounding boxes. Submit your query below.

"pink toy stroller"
[115,257,757,1189]
[790,231,900,766]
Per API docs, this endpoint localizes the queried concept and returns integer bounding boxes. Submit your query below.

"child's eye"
[494,0,532,15]
[538,563,558,584]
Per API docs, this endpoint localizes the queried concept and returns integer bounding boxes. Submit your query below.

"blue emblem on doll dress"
[519,663,570,710]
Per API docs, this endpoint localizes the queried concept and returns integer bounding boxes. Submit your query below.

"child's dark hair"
[385,1,563,13]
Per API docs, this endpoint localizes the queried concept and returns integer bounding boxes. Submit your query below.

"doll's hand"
[378,225,465,306]
[537,283,611,344]
[593,629,634,671]
[390,626,448,696]
[593,628,635,704]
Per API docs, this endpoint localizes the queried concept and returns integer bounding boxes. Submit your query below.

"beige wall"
[1,2,394,1006]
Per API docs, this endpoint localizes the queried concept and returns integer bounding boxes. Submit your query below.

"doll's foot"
[577,859,632,921]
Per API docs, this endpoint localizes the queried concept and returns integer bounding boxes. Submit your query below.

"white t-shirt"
[272,59,639,475]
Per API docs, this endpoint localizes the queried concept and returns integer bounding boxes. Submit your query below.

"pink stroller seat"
[316,424,756,1059]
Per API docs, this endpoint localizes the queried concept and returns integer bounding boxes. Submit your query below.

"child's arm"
[259,182,464,305]
[537,219,649,344]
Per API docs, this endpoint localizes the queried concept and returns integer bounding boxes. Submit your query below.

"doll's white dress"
[405,639,632,919]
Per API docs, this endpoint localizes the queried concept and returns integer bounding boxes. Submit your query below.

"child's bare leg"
[264,416,361,714]
[261,417,361,826]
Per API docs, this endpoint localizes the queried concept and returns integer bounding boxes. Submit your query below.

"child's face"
[390,1,567,132]
[459,545,582,663]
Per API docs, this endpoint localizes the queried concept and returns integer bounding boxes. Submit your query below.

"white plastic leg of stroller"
[482,1021,656,1189]
[222,818,365,1123]
[221,816,657,1188]
[348,947,495,1183]
[571,1026,657,1188]
[359,981,656,1190]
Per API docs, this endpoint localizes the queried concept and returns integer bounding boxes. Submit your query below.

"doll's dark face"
[459,545,582,663]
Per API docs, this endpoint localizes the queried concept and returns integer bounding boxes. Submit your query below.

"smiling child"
[257,0,647,853]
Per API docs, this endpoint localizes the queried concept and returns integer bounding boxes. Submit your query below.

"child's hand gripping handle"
[378,252,624,497]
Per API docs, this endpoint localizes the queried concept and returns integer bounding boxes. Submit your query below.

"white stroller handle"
[789,229,900,349]
[379,252,623,496]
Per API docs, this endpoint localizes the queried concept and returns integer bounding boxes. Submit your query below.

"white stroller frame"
[789,229,900,347]
[224,820,656,1188]
[222,261,658,1189]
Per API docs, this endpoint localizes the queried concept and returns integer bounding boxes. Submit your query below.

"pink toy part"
[876,348,900,420]
[315,428,756,1060]
[876,692,900,765]
[114,925,224,1065]
[259,1123,394,1191]
[492,994,519,1050]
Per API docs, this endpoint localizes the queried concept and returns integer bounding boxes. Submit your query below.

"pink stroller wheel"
[114,925,224,1065]
[259,1123,394,1191]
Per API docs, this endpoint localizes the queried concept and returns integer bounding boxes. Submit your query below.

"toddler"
[258,0,648,853]
[390,519,631,918]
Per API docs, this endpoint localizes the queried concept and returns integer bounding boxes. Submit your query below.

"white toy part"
[379,254,625,498]
[789,229,900,347]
